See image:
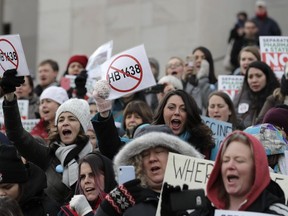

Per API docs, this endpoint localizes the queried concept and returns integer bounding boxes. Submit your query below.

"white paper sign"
[0,99,28,120]
[0,34,29,76]
[215,210,277,216]
[100,44,156,100]
[259,36,288,79]
[218,75,244,100]
[86,40,113,80]
[22,119,40,132]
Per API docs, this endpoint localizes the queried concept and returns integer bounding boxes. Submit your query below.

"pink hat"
[66,55,88,69]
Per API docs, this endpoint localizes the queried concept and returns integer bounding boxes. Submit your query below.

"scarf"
[55,142,92,187]
[179,130,191,142]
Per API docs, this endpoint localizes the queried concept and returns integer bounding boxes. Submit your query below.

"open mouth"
[62,129,72,136]
[151,166,160,173]
[171,71,178,75]
[171,119,181,128]
[227,174,239,182]
[43,110,49,114]
[85,187,95,193]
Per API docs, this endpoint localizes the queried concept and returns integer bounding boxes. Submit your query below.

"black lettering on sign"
[108,71,121,83]
[172,155,214,183]
[122,64,141,78]
[206,120,232,137]
[0,51,17,61]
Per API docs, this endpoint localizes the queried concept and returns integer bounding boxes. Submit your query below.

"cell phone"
[170,189,206,211]
[117,165,135,184]
[145,84,166,94]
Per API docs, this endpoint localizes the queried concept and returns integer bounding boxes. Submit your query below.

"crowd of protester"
[0,1,288,215]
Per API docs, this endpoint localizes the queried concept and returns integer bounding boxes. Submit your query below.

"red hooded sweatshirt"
[207,130,270,211]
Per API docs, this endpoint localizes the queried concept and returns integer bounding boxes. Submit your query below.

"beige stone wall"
[3,0,288,81]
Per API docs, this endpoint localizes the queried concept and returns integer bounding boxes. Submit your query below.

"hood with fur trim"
[207,130,270,211]
[114,131,203,170]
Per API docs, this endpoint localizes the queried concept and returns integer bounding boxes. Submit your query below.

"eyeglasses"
[167,63,183,69]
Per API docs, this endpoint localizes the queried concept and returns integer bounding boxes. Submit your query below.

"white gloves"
[70,195,92,216]
[92,80,112,113]
[197,59,210,80]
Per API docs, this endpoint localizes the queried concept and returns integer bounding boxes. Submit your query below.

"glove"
[161,182,189,216]
[70,194,92,216]
[196,59,209,80]
[100,179,154,216]
[75,70,88,98]
[92,79,112,112]
[188,74,198,86]
[0,69,25,94]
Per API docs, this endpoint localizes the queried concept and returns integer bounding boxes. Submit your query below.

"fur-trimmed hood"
[114,131,203,170]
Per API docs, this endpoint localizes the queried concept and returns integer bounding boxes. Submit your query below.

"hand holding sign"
[92,79,112,113]
[0,69,24,94]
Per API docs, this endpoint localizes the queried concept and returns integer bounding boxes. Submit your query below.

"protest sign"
[0,34,29,76]
[215,210,277,216]
[22,119,40,132]
[217,75,244,100]
[259,36,288,79]
[156,153,288,215]
[100,45,156,100]
[86,40,113,80]
[156,153,214,215]
[201,116,233,160]
[0,99,28,120]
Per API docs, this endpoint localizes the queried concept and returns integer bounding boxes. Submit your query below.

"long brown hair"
[153,90,214,151]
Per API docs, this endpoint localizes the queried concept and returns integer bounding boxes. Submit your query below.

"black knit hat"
[246,61,273,80]
[0,145,28,184]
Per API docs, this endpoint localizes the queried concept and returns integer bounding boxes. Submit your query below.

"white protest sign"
[100,44,156,100]
[17,100,29,119]
[0,99,29,120]
[22,119,40,132]
[0,34,29,76]
[215,210,277,216]
[156,153,288,215]
[259,36,288,79]
[86,40,113,80]
[218,75,244,100]
[156,153,214,216]
[62,75,76,89]
[60,75,95,97]
[201,116,233,160]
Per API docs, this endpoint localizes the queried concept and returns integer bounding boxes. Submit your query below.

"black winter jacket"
[3,97,72,205]
[20,162,60,216]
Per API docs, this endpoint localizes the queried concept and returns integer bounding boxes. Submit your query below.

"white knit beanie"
[55,98,90,132]
[40,86,69,105]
